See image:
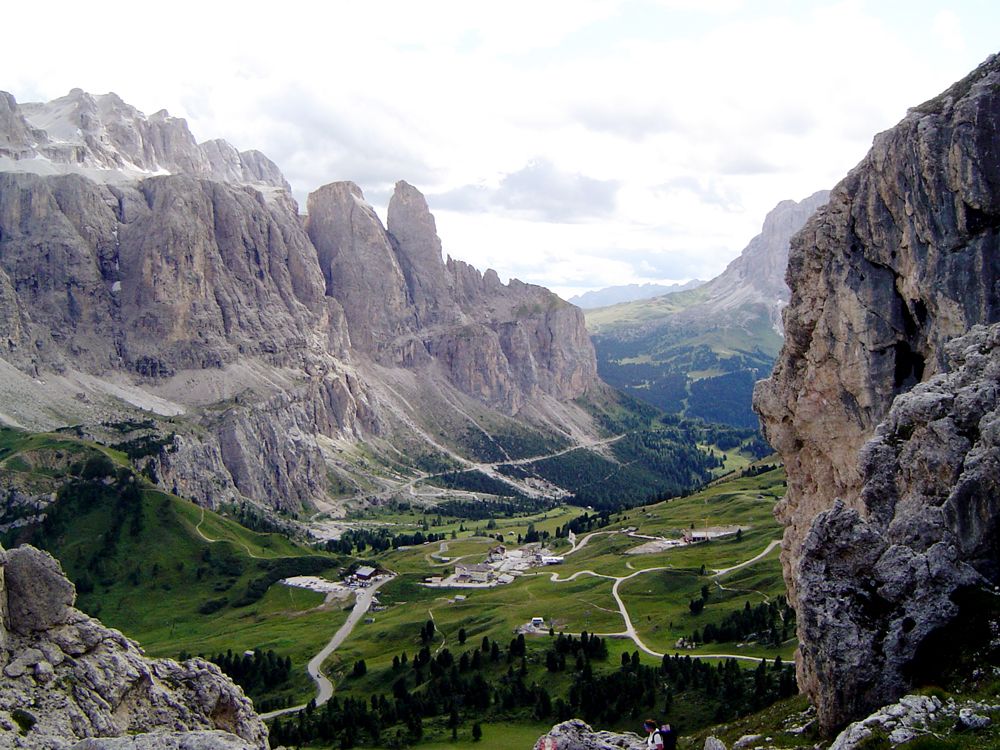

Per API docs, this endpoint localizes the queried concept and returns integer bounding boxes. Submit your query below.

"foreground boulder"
[0,544,267,749]
[793,324,1000,731]
[532,720,645,750]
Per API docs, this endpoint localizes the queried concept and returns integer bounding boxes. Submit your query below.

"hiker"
[643,719,676,750]
[643,720,664,750]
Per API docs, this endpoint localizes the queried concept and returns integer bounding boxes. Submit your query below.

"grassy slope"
[0,428,349,707]
[323,466,792,721]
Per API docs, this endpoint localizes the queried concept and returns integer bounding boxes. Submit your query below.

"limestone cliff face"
[754,54,1000,731]
[306,179,597,413]
[0,91,600,514]
[0,544,267,749]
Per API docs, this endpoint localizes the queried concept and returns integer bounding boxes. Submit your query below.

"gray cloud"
[251,85,438,204]
[571,101,677,141]
[716,151,782,176]
[432,159,619,222]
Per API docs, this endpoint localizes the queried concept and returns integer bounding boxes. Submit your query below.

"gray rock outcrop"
[794,324,1000,731]
[70,731,257,749]
[0,544,267,750]
[754,54,1000,732]
[532,720,645,750]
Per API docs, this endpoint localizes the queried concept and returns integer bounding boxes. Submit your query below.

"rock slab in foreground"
[0,544,267,750]
[532,720,646,750]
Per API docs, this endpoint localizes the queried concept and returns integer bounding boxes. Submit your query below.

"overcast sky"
[4,1,998,298]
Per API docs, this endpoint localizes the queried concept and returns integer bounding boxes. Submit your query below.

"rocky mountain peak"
[701,189,830,321]
[0,89,289,191]
[388,180,458,326]
[754,53,1000,732]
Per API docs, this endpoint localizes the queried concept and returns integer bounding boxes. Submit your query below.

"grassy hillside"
[0,427,347,711]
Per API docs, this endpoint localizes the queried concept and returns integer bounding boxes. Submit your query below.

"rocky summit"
[0,543,266,749]
[755,54,1000,731]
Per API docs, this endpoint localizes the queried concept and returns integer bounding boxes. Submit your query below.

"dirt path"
[260,574,394,720]
[193,506,263,560]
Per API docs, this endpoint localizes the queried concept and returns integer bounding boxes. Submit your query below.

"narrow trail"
[565,529,619,555]
[193,506,263,560]
[427,606,449,655]
[260,574,395,721]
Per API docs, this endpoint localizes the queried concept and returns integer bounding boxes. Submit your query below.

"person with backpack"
[659,723,677,750]
[642,719,677,750]
[642,720,664,749]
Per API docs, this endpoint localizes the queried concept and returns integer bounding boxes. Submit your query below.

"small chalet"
[355,565,377,580]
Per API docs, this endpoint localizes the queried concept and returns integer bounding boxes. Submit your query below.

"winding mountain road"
[541,540,785,664]
[260,574,394,720]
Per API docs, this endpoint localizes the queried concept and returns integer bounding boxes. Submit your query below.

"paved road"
[260,574,394,720]
[712,539,781,576]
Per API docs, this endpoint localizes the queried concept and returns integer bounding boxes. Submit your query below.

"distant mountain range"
[585,190,830,428]
[567,280,704,309]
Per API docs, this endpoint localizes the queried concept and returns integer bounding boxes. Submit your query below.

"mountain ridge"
[568,279,704,309]
[0,89,721,525]
[0,89,288,191]
[586,190,829,427]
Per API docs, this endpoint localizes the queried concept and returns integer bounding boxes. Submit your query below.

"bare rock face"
[387,180,459,327]
[0,545,267,749]
[533,720,646,750]
[1,89,287,191]
[754,55,1000,732]
[70,732,258,749]
[306,180,597,412]
[305,181,414,356]
[794,324,1000,731]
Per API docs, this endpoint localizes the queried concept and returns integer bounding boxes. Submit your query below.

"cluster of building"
[432,544,564,588]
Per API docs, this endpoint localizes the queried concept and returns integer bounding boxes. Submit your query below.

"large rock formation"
[0,544,267,749]
[754,54,1000,731]
[305,178,596,413]
[0,90,602,514]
